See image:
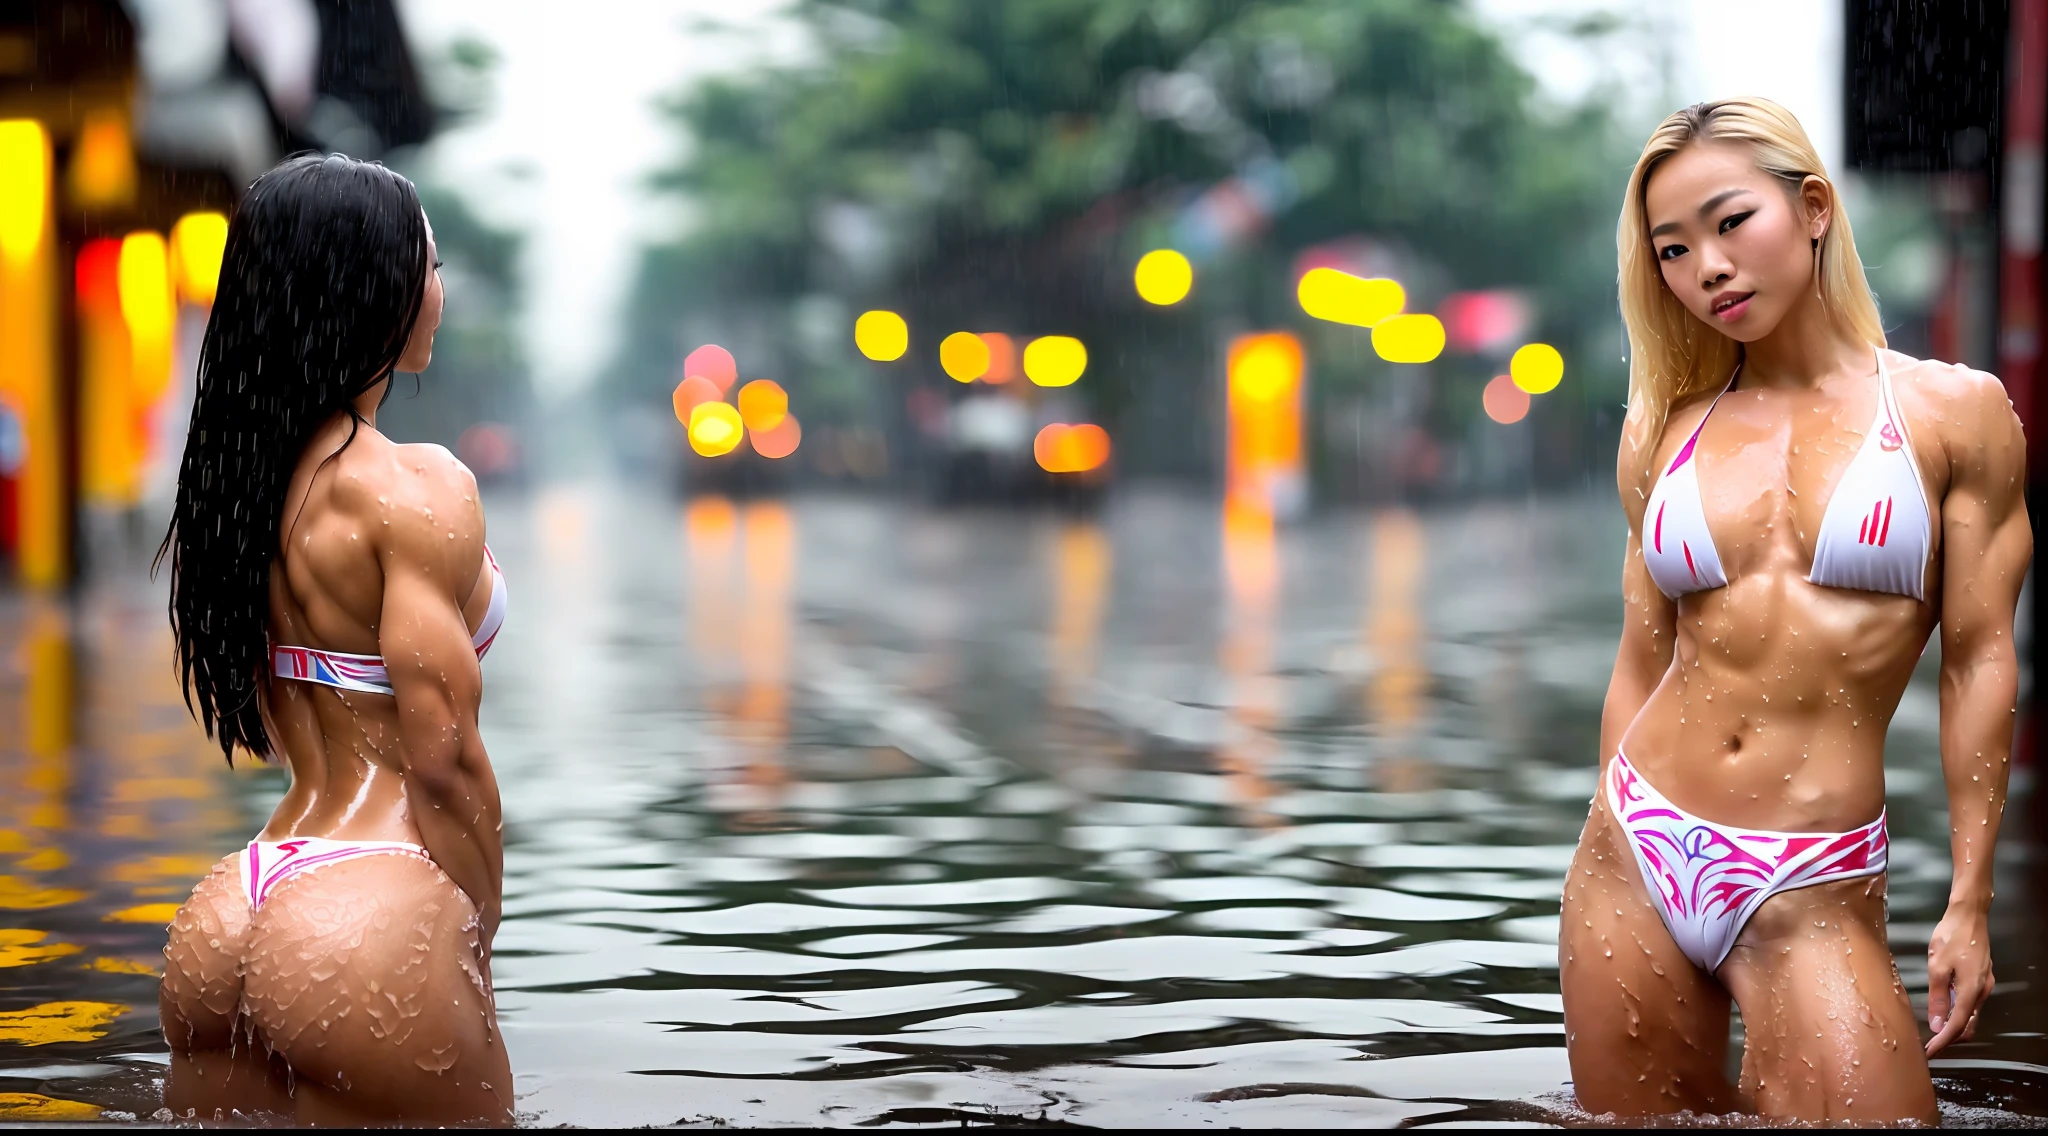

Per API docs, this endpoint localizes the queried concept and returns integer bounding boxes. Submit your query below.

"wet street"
[1,483,2044,1126]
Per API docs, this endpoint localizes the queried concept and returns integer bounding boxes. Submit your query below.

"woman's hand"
[1925,900,1993,1056]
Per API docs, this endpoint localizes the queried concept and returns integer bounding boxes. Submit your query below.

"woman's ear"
[1800,174,1832,244]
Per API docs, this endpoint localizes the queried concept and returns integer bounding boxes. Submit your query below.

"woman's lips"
[1712,291,1754,322]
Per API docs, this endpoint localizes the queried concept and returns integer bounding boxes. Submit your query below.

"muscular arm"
[376,455,504,943]
[1926,368,2030,1055]
[1602,423,1679,763]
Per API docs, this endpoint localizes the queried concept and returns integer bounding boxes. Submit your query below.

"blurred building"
[0,0,434,586]
[1845,0,2047,764]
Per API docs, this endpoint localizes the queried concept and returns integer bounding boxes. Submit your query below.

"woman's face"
[1642,141,1829,343]
[395,214,443,373]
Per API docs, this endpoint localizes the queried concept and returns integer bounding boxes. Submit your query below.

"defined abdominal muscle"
[1625,656,1896,832]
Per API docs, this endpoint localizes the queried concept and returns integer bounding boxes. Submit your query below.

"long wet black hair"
[157,153,429,762]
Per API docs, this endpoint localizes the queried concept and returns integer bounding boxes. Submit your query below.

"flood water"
[1,484,2044,1126]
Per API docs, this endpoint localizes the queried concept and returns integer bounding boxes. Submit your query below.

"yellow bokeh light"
[170,212,227,306]
[1023,335,1087,387]
[939,331,990,382]
[855,309,908,361]
[1510,342,1564,393]
[117,232,171,339]
[1229,333,1302,404]
[0,119,50,266]
[689,400,744,457]
[1371,313,1445,364]
[737,379,789,431]
[119,231,174,404]
[1296,268,1404,327]
[1134,249,1193,306]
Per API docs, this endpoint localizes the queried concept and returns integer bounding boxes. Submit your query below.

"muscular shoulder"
[336,439,484,590]
[1888,352,2024,477]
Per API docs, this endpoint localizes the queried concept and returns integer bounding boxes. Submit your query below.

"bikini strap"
[1663,367,1742,476]
[1874,348,1899,424]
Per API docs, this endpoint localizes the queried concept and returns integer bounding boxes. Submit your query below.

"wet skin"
[1561,143,2030,1123]
[161,227,516,1125]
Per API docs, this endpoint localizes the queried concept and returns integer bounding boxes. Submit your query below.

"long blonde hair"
[1618,98,1886,479]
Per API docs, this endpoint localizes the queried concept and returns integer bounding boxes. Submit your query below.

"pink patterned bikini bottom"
[241,838,433,910]
[1604,750,1888,972]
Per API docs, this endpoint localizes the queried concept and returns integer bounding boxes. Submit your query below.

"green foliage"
[609,0,1631,485]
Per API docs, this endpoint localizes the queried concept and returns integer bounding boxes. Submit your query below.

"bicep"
[1939,396,2030,657]
[377,559,482,739]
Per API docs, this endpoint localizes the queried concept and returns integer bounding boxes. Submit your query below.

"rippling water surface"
[0,486,2043,1126]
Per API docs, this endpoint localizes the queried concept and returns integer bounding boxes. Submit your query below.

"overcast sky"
[394,0,1840,400]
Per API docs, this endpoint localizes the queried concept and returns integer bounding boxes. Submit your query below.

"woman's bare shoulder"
[324,436,484,577]
[1886,349,2009,409]
[1886,350,2022,456]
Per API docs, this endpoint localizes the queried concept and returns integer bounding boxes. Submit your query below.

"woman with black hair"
[156,153,513,1125]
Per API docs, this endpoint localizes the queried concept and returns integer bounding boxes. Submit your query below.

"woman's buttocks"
[1622,577,1931,832]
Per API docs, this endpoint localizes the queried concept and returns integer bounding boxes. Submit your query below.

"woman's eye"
[1658,244,1687,262]
[1718,211,1753,235]
[433,260,445,270]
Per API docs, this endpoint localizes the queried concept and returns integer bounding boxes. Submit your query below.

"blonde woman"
[1560,98,2028,1123]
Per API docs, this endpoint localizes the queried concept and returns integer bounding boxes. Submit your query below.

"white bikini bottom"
[1605,750,1887,971]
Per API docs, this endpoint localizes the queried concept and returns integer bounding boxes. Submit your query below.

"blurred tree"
[374,180,532,468]
[610,0,1627,490]
[377,38,534,476]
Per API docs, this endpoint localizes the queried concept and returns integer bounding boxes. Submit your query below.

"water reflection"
[0,484,2041,1126]
[1368,510,1435,794]
[0,584,257,1121]
[688,498,797,827]
[1220,496,1280,829]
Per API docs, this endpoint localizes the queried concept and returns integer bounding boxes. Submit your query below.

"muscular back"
[259,413,492,844]
[1611,351,2026,832]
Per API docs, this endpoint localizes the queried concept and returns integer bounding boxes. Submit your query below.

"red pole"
[2007,0,2048,781]
[2002,0,2047,455]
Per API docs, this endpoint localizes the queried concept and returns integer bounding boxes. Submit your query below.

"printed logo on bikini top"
[1879,421,1904,452]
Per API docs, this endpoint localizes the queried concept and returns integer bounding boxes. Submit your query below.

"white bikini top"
[1643,350,1932,602]
[270,545,506,696]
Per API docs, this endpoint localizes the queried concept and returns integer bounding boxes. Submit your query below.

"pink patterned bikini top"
[270,546,506,696]
[1643,350,1932,603]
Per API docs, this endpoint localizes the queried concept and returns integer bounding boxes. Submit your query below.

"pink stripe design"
[1667,430,1702,476]
[1653,501,1665,554]
[1606,752,1886,971]
[1682,542,1698,582]
[244,839,431,909]
[1878,496,1892,547]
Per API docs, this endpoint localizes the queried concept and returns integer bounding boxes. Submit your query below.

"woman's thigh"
[1718,874,1935,1125]
[242,853,511,1125]
[1561,801,1741,1117]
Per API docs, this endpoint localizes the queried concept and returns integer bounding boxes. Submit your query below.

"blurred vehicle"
[919,386,1109,510]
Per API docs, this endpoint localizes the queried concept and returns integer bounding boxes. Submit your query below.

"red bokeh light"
[683,344,738,392]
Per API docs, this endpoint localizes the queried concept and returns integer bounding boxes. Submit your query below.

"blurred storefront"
[0,0,433,587]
